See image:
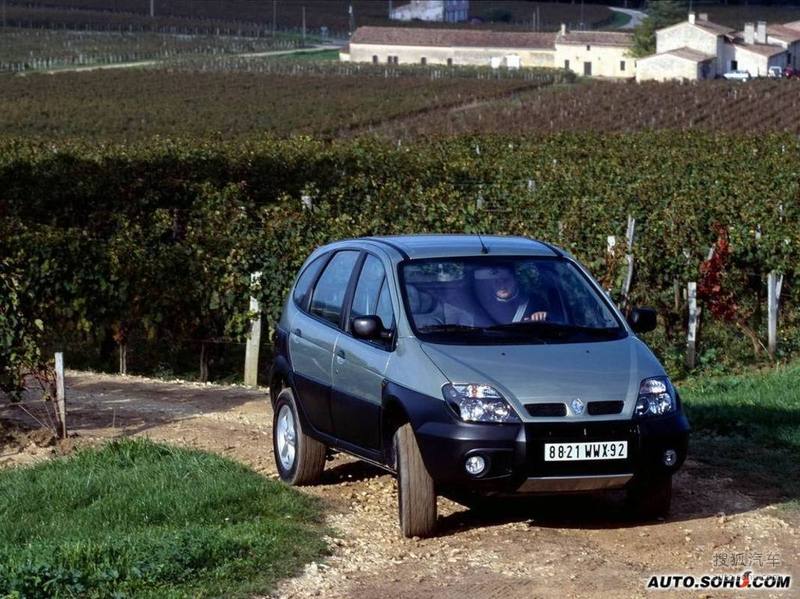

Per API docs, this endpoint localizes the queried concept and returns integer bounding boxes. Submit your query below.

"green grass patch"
[680,364,800,510]
[273,49,341,62]
[0,439,327,598]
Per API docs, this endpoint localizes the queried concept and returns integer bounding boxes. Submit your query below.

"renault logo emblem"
[571,398,585,415]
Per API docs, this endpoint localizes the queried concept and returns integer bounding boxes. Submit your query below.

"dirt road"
[2,372,797,598]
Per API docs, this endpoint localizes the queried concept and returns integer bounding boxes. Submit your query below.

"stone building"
[341,25,634,79]
[390,1,469,24]
[637,12,800,82]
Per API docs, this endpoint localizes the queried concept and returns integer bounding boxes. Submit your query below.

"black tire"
[272,388,326,486]
[394,423,437,538]
[627,474,672,520]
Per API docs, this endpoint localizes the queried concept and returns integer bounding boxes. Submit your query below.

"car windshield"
[400,256,625,344]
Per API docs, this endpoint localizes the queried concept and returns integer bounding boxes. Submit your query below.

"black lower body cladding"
[383,381,689,494]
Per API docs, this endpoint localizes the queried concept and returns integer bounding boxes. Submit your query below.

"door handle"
[335,349,346,363]
[292,328,302,338]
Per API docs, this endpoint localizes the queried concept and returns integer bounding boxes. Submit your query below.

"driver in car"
[474,265,548,325]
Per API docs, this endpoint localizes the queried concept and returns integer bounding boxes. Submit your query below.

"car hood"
[418,337,665,420]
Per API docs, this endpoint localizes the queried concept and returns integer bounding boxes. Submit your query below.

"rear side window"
[293,254,328,309]
[309,251,359,326]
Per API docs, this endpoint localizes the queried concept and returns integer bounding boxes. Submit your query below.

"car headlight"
[442,383,520,423]
[634,376,676,417]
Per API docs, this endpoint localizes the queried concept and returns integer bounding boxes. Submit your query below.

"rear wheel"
[394,423,437,538]
[273,388,326,485]
[627,474,672,520]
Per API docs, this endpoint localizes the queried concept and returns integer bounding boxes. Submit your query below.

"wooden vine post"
[767,271,784,360]
[244,272,263,388]
[55,352,67,439]
[686,282,699,369]
[621,215,636,303]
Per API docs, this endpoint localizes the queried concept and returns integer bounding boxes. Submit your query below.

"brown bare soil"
[2,371,797,598]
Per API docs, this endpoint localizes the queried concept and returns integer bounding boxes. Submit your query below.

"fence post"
[621,215,636,301]
[767,271,783,359]
[244,271,262,387]
[55,352,66,439]
[687,282,698,369]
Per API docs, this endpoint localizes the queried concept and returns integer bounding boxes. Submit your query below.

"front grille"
[525,403,567,417]
[588,401,624,415]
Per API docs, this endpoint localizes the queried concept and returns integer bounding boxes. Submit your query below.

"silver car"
[270,235,689,537]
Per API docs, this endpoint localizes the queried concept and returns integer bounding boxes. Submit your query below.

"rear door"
[331,253,396,450]
[289,250,360,435]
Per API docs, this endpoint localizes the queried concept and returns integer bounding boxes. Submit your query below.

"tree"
[630,0,689,57]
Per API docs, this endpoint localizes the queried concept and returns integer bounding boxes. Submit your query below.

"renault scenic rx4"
[270,235,689,537]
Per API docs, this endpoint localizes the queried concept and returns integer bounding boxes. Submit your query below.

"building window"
[447,58,453,66]
[421,57,427,65]
[372,55,378,64]
[620,60,626,71]
[387,56,398,65]
[564,59,570,70]
[586,44,591,51]
[731,60,738,70]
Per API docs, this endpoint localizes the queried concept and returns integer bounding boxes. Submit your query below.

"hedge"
[1,132,798,381]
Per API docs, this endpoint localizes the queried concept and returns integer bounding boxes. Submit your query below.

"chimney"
[688,12,696,25]
[744,22,755,45]
[698,13,709,21]
[756,20,767,44]
[560,23,567,35]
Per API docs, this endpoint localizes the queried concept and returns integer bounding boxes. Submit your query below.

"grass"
[0,439,327,598]
[680,364,800,511]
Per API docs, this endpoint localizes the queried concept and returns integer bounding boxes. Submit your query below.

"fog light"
[663,449,677,466]
[465,455,486,476]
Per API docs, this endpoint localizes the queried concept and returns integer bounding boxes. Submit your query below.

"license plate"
[544,441,628,461]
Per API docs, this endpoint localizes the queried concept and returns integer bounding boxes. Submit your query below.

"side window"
[309,251,359,326]
[293,254,328,309]
[351,255,396,332]
[376,281,395,330]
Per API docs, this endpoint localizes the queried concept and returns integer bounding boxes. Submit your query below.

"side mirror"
[627,307,657,334]
[352,315,392,342]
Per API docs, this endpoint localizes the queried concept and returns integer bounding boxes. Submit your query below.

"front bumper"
[411,400,689,495]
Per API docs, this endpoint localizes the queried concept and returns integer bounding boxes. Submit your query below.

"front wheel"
[627,474,672,520]
[273,388,326,485]
[394,423,437,538]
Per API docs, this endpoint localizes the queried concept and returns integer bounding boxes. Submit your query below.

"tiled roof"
[350,26,557,50]
[767,24,800,43]
[782,20,800,30]
[731,40,786,57]
[557,31,634,47]
[665,47,715,62]
[694,19,735,36]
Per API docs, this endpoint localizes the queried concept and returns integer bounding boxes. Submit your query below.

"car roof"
[345,234,560,260]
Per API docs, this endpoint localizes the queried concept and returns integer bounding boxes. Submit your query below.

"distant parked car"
[723,69,752,82]
[784,65,798,79]
[768,66,783,78]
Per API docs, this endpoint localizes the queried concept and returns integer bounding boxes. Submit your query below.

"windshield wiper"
[417,324,485,334]
[485,321,620,339]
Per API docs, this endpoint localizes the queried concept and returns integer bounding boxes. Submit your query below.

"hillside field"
[0,68,556,140]
[5,66,800,140]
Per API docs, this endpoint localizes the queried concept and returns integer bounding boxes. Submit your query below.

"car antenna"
[477,232,490,254]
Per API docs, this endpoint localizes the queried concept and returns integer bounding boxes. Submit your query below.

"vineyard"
[371,79,800,138]
[1,133,797,387]
[0,68,566,141]
[0,28,307,72]
[4,1,615,34]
